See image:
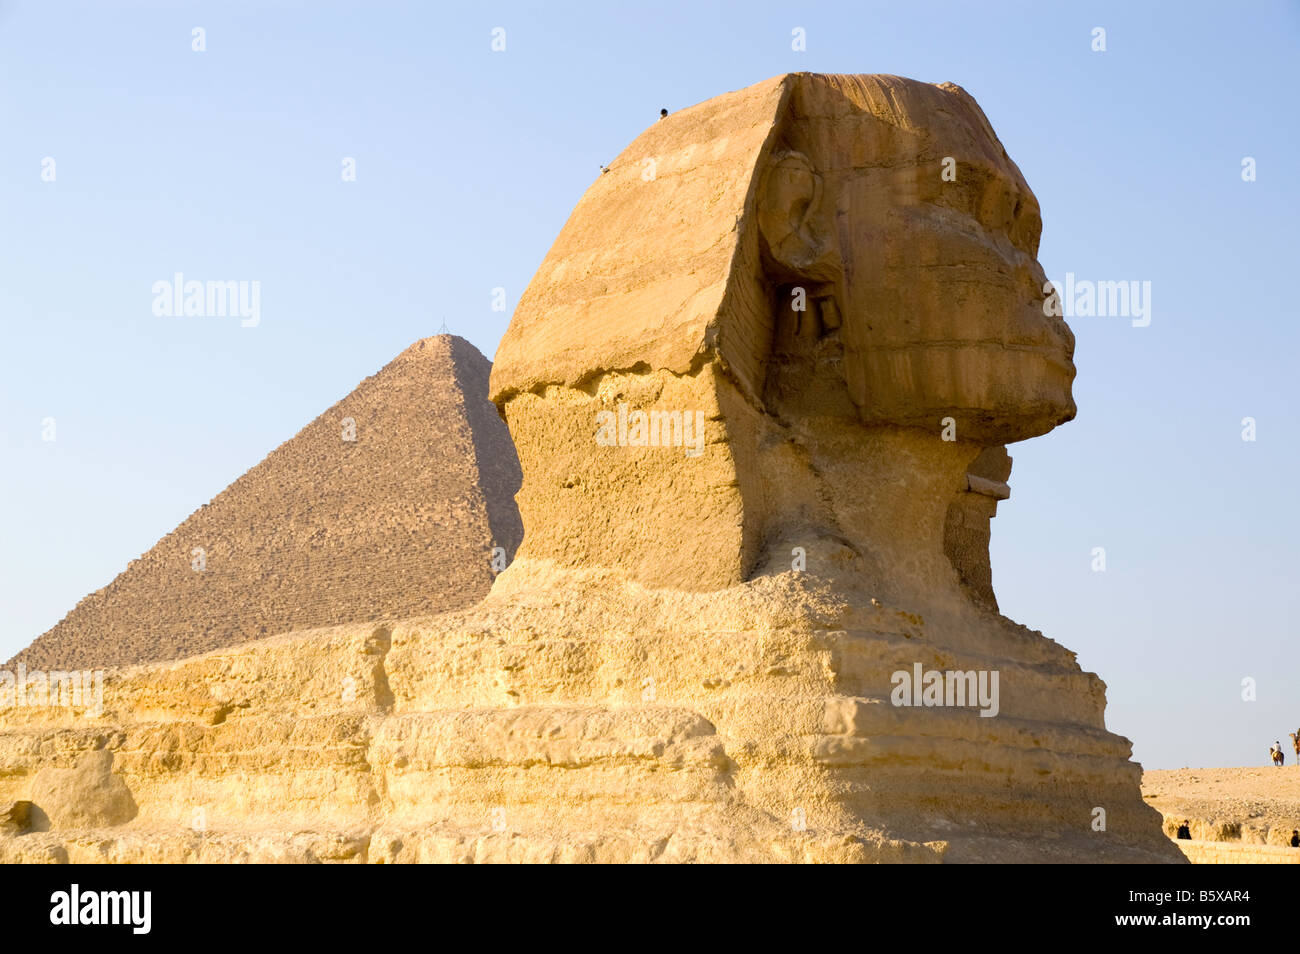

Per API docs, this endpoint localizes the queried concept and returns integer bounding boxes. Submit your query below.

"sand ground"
[1142,766,1300,845]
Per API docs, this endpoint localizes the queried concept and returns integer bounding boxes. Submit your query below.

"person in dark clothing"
[1176,820,1192,840]
[1290,830,1299,848]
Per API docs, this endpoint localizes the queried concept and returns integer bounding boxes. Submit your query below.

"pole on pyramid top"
[436,319,449,336]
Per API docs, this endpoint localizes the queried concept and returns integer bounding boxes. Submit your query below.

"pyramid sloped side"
[10,335,519,671]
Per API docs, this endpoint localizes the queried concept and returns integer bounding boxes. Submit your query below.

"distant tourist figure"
[1291,731,1300,761]
[659,108,668,120]
[1271,742,1285,766]
[1176,820,1192,840]
[1291,830,1299,848]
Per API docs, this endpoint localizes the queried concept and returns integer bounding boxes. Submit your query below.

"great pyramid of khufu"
[9,334,522,671]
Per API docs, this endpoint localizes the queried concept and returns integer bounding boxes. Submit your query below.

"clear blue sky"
[1,1,1296,769]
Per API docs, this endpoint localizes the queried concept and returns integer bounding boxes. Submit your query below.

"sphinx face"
[759,80,1077,445]
[833,116,1077,443]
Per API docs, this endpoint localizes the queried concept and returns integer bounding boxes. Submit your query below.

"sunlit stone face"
[838,132,1076,443]
[761,77,1077,444]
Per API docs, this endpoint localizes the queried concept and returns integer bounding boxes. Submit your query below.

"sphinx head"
[491,73,1077,593]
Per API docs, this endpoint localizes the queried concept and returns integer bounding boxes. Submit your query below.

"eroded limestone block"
[30,749,137,830]
[0,800,33,835]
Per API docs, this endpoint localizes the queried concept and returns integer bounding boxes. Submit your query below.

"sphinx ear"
[757,151,838,279]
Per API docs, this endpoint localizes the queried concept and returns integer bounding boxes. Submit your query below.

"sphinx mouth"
[995,343,1076,377]
[863,340,1076,375]
[971,341,1075,377]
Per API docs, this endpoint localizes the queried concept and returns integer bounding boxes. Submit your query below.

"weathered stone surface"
[945,447,1013,609]
[494,74,1073,434]
[0,73,1177,863]
[0,801,33,835]
[29,749,136,829]
[10,335,521,670]
[0,575,1175,861]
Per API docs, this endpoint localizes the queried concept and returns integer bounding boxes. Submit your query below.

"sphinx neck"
[781,423,982,608]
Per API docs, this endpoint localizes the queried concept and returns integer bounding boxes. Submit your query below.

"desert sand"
[1144,766,1300,845]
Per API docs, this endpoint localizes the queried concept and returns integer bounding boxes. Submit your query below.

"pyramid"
[9,334,522,671]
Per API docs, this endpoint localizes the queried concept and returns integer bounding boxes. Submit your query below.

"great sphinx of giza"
[480,72,1177,862]
[0,73,1180,864]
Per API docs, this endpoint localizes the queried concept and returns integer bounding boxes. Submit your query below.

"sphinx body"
[0,74,1179,863]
